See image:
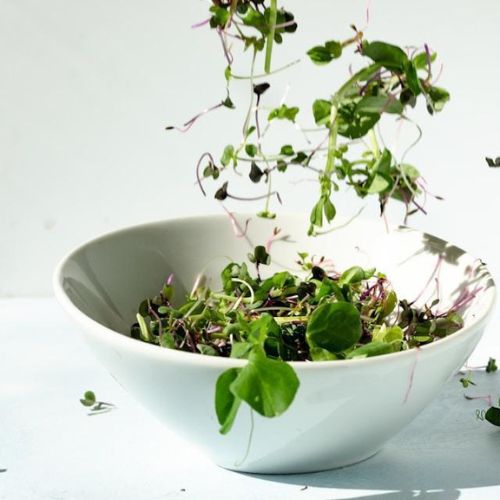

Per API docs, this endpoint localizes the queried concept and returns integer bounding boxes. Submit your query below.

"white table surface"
[1,298,499,500]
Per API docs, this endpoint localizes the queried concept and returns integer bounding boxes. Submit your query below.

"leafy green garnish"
[486,357,498,373]
[80,390,96,407]
[79,390,115,415]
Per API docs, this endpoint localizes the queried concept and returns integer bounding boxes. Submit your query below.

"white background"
[1,0,500,297]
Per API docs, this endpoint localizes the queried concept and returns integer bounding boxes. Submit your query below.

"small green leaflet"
[486,357,498,373]
[312,99,332,126]
[245,144,258,157]
[307,40,342,64]
[347,340,400,359]
[80,390,96,407]
[268,104,299,122]
[220,145,235,167]
[412,51,437,70]
[426,86,450,113]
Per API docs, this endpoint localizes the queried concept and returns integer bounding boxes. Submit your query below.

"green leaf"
[242,7,266,32]
[373,148,392,175]
[280,144,295,156]
[292,151,308,164]
[214,181,229,200]
[337,102,380,139]
[486,357,498,373]
[245,125,256,138]
[364,148,393,194]
[427,86,450,113]
[306,302,362,353]
[485,406,500,427]
[222,96,235,109]
[248,245,271,266]
[136,313,150,342]
[367,174,391,194]
[245,144,258,157]
[312,99,332,126]
[209,6,230,28]
[315,277,345,302]
[356,95,403,115]
[248,313,280,345]
[323,197,336,222]
[334,64,382,104]
[325,41,342,58]
[220,145,235,167]
[401,163,420,180]
[339,266,365,285]
[80,390,96,407]
[276,159,287,172]
[310,347,339,361]
[196,344,219,356]
[268,104,299,122]
[159,333,176,348]
[249,162,264,183]
[362,41,408,71]
[432,311,464,337]
[215,368,242,434]
[381,290,398,317]
[307,40,342,64]
[412,51,437,70]
[230,346,299,417]
[372,325,404,343]
[309,198,324,227]
[220,262,256,294]
[230,342,253,359]
[404,61,421,96]
[347,340,400,359]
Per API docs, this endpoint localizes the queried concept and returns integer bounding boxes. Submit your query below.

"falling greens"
[172,1,450,234]
[131,246,464,433]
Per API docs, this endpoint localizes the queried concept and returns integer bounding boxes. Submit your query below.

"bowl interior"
[56,214,495,338]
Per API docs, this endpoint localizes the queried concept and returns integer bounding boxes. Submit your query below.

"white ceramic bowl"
[53,214,495,474]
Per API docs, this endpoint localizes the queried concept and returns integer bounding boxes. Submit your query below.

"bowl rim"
[53,213,497,370]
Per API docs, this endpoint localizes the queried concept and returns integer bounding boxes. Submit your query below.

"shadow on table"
[246,373,500,500]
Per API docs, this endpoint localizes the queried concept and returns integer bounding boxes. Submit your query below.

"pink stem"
[404,349,419,403]
[191,18,210,29]
[222,205,250,238]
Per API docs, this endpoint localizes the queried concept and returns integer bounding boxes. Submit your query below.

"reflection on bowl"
[53,214,495,473]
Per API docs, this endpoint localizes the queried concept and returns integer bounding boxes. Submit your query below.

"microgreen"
[167,2,449,234]
[485,406,500,426]
[79,390,116,416]
[131,247,464,433]
[486,357,498,373]
[486,157,500,167]
[459,373,476,388]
